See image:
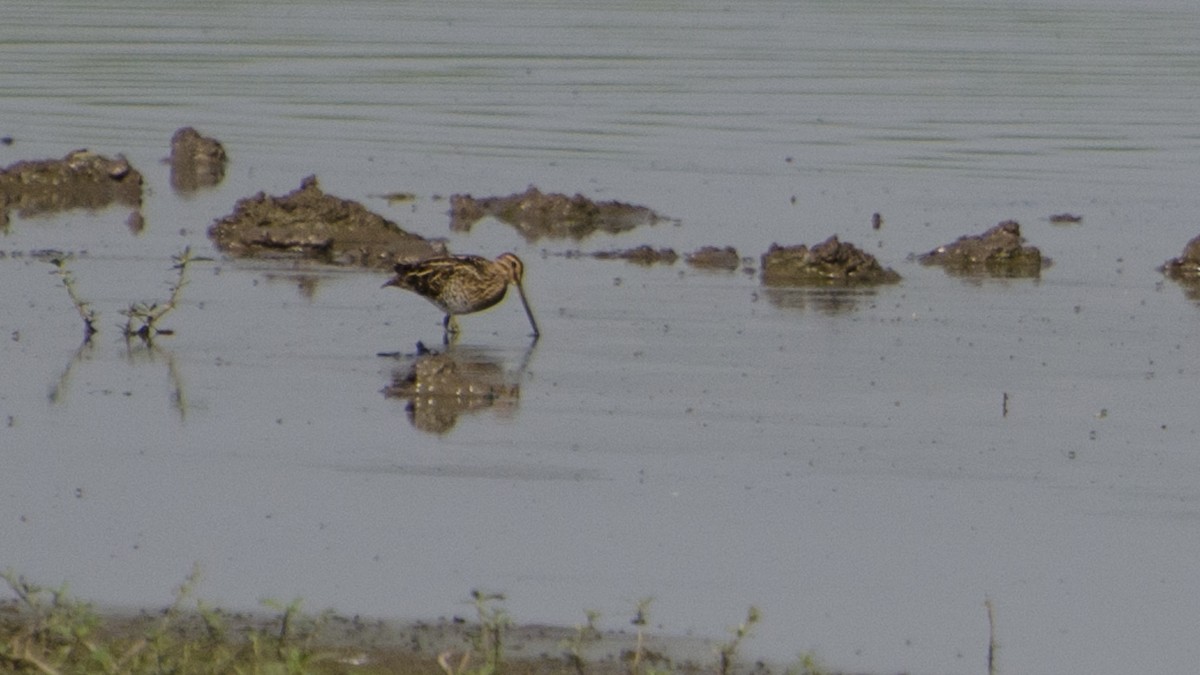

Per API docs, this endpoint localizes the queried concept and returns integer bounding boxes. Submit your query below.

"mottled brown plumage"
[383,252,539,338]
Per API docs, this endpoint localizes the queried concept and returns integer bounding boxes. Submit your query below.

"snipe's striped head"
[494,252,525,286]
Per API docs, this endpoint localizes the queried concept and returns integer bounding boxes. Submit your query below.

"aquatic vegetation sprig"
[561,609,602,675]
[48,255,99,341]
[717,606,761,675]
[1,569,103,673]
[120,246,193,343]
[471,589,510,675]
[985,598,998,675]
[627,597,672,675]
[0,566,340,675]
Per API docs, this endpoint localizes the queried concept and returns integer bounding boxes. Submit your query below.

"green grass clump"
[1,567,872,675]
[0,566,347,675]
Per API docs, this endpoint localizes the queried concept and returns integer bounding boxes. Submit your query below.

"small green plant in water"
[626,598,672,675]
[561,609,602,675]
[717,606,761,675]
[121,247,194,343]
[48,254,99,341]
[0,564,338,675]
[437,589,511,675]
[786,651,829,675]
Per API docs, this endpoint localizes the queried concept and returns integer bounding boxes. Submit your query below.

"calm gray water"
[4,1,1200,673]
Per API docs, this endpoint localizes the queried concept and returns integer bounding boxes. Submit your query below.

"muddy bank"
[34,606,767,675]
[918,220,1048,277]
[560,245,679,266]
[168,127,227,194]
[760,236,900,286]
[0,149,143,231]
[686,246,742,271]
[208,175,444,269]
[1160,233,1200,280]
[1160,234,1200,300]
[450,186,670,241]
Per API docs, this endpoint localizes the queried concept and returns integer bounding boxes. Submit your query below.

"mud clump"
[761,236,901,286]
[587,245,678,266]
[685,245,740,271]
[450,186,668,241]
[918,220,1048,277]
[1049,213,1082,224]
[0,149,143,230]
[169,127,227,193]
[208,175,444,269]
[1160,233,1200,282]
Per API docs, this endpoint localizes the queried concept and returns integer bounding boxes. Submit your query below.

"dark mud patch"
[560,245,679,266]
[918,220,1048,277]
[450,186,671,241]
[760,236,901,286]
[0,149,143,231]
[1160,234,1200,300]
[685,246,742,271]
[1048,212,1082,224]
[382,343,524,435]
[208,175,445,269]
[168,127,227,194]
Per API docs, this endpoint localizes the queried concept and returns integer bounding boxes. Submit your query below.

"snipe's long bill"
[383,252,540,339]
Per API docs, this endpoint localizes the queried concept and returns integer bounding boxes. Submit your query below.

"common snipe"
[383,252,540,338]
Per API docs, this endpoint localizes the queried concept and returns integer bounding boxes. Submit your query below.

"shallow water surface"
[4,1,1200,674]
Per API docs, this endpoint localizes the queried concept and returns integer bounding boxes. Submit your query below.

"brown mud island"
[208,175,445,269]
[450,186,673,241]
[760,236,901,286]
[0,148,143,232]
[918,220,1048,278]
[1159,233,1200,300]
[168,126,227,194]
[1160,233,1200,282]
[685,246,742,272]
[560,246,744,270]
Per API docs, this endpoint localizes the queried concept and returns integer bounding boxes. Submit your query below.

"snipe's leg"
[442,314,461,344]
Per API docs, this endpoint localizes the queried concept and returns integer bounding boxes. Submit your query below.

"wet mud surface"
[760,236,900,286]
[450,186,671,241]
[168,127,227,194]
[207,175,446,269]
[917,220,1048,277]
[0,149,143,232]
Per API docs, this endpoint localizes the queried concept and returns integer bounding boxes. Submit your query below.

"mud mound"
[168,127,227,193]
[761,236,901,286]
[450,186,668,241]
[0,149,143,230]
[918,220,1048,277]
[573,241,686,263]
[1161,233,1200,282]
[208,175,444,269]
[685,246,741,271]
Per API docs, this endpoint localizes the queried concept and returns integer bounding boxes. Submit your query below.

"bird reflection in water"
[382,341,533,434]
